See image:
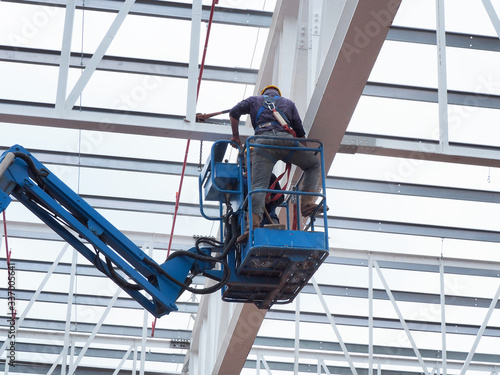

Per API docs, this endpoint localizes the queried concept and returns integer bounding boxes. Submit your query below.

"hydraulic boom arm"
[0,145,229,318]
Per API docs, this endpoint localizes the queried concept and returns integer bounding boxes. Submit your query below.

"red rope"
[151,317,157,337]
[197,0,218,95]
[292,204,298,231]
[154,0,219,337]
[166,0,218,260]
[266,163,291,203]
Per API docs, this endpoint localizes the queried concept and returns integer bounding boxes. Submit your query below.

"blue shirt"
[229,95,306,138]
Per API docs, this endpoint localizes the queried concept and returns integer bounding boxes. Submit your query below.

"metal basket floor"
[222,228,328,309]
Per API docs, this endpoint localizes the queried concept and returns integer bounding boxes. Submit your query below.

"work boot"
[300,191,321,217]
[237,213,261,243]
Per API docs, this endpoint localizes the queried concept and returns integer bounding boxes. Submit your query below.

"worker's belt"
[255,121,281,132]
[256,121,280,131]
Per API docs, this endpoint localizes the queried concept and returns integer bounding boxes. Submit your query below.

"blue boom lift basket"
[199,137,329,309]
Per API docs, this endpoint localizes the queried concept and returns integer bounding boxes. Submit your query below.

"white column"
[436,0,449,152]
[185,0,202,124]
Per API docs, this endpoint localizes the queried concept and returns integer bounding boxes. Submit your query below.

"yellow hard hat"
[261,85,281,96]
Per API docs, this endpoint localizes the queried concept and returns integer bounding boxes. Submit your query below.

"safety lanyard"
[266,162,292,203]
[257,96,297,137]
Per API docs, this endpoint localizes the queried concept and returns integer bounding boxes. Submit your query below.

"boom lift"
[0,139,329,318]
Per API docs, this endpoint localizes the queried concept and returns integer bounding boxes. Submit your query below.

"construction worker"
[230,85,321,243]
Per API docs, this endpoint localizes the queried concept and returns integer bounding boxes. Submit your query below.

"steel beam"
[253,338,500,366]
[189,291,267,375]
[387,26,500,51]
[304,0,402,169]
[0,343,496,375]
[1,288,199,313]
[312,277,358,375]
[246,347,500,374]
[0,243,69,357]
[55,0,76,112]
[0,362,173,375]
[67,288,122,375]
[61,249,78,375]
[374,260,430,375]
[362,82,500,108]
[2,342,182,363]
[460,281,500,375]
[0,326,188,348]
[436,0,449,152]
[340,132,500,168]
[0,100,251,141]
[3,84,500,148]
[327,215,500,243]
[0,318,192,340]
[439,257,448,375]
[64,0,137,110]
[185,0,202,124]
[0,0,273,28]
[4,328,500,372]
[3,144,500,205]
[0,45,258,84]
[368,256,374,375]
[326,248,500,275]
[264,309,500,337]
[3,256,499,309]
[479,0,500,40]
[326,175,500,203]
[188,2,403,374]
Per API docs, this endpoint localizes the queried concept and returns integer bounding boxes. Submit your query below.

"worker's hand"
[231,135,242,149]
[195,113,207,122]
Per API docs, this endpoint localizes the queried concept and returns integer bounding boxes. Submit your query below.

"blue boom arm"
[0,145,229,318]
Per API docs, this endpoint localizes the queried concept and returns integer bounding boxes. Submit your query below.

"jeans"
[250,130,320,219]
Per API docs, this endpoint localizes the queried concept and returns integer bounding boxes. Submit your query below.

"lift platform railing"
[244,136,329,237]
[200,137,329,309]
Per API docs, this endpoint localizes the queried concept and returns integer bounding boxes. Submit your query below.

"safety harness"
[255,95,297,204]
[256,95,297,137]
